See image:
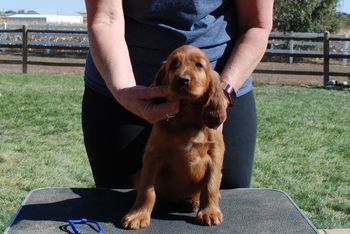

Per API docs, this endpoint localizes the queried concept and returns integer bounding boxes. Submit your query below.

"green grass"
[253,85,350,229]
[0,73,93,232]
[0,73,349,231]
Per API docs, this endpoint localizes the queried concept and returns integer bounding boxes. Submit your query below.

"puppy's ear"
[151,63,168,104]
[151,63,167,87]
[201,70,227,129]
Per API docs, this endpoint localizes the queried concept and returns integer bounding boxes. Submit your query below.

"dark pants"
[82,86,257,189]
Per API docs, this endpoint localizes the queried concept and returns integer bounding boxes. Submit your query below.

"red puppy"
[122,45,227,229]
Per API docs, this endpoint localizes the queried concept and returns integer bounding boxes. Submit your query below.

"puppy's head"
[154,45,210,98]
[154,45,227,128]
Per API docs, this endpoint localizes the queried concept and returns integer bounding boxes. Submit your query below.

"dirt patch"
[0,54,85,75]
[0,63,85,76]
[0,54,349,86]
[254,62,349,87]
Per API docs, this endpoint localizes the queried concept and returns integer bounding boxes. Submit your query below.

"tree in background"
[273,0,343,32]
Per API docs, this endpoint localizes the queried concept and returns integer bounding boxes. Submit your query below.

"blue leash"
[67,218,103,234]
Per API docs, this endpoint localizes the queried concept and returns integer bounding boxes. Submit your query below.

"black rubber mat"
[5,188,319,234]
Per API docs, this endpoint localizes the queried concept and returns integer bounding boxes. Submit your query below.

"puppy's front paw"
[121,210,151,230]
[196,207,223,226]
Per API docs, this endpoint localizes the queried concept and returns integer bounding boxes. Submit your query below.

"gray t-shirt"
[84,0,253,97]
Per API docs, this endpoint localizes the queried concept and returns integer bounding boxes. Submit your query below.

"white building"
[5,14,83,24]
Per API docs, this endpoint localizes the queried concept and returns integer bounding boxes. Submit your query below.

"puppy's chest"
[180,139,213,159]
[150,128,214,159]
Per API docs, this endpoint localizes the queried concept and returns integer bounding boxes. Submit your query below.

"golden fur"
[122,45,227,229]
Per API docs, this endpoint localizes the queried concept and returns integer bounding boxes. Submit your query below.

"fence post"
[288,32,294,64]
[342,34,349,66]
[4,23,7,42]
[45,24,51,55]
[22,25,28,73]
[323,31,330,87]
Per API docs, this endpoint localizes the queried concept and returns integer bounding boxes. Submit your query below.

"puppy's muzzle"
[176,75,191,87]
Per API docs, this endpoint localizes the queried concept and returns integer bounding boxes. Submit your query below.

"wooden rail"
[265,31,350,85]
[0,25,88,73]
[0,26,349,86]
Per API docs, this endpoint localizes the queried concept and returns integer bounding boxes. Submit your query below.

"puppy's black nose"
[176,75,191,87]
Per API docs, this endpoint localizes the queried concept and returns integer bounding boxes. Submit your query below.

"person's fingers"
[134,85,179,123]
[142,100,179,123]
[115,85,179,123]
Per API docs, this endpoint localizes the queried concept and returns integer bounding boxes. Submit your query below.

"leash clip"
[67,218,103,234]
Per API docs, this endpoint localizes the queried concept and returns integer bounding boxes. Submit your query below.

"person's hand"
[115,85,179,124]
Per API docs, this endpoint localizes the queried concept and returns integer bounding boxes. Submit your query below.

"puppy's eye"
[195,62,203,68]
[170,59,179,70]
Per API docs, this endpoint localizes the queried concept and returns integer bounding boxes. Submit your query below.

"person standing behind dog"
[83,0,274,189]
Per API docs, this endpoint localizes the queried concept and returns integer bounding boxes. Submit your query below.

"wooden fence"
[263,31,350,85]
[0,26,349,86]
[0,25,88,73]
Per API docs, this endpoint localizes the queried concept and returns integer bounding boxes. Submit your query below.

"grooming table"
[5,188,319,234]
